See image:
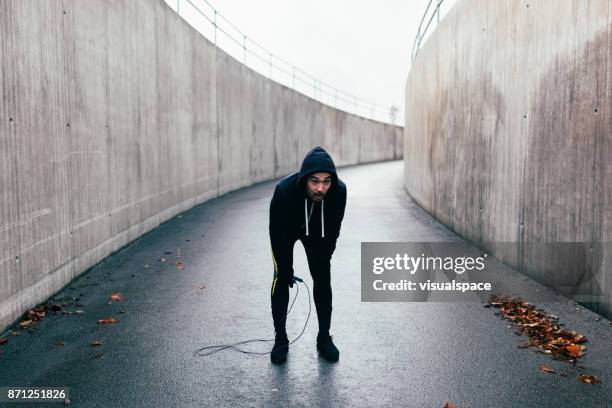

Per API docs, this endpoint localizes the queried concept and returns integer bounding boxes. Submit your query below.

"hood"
[297,146,338,189]
[296,146,339,238]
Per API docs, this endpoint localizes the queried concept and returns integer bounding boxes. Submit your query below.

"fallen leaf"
[443,402,457,408]
[539,364,555,373]
[566,344,584,358]
[574,335,587,344]
[91,341,103,347]
[19,319,33,328]
[54,341,65,347]
[96,317,118,325]
[0,337,8,345]
[10,331,19,336]
[160,258,167,262]
[110,292,123,301]
[577,374,600,384]
[26,306,48,320]
[176,262,185,270]
[50,304,63,312]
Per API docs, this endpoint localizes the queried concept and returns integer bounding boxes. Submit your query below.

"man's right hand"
[288,275,294,288]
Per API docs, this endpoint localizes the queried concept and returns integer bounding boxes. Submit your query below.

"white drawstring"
[304,198,324,237]
[304,198,309,236]
[321,199,325,238]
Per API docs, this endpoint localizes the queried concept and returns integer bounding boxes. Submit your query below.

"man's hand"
[289,275,304,288]
[288,274,295,288]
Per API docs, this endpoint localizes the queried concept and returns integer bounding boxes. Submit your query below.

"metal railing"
[170,0,403,125]
[412,0,446,60]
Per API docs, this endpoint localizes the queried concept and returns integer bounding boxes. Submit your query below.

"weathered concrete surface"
[404,0,612,317]
[0,161,610,407]
[0,0,402,332]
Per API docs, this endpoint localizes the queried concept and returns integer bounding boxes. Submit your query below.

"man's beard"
[310,192,325,201]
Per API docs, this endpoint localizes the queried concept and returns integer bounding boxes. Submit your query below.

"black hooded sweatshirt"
[269,146,347,281]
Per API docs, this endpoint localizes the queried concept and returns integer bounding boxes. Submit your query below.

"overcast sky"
[169,0,458,122]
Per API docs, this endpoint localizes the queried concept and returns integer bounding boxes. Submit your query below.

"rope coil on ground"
[194,278,311,357]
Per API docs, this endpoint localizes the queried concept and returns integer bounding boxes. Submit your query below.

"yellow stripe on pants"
[271,248,279,295]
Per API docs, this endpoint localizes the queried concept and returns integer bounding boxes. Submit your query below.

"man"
[269,146,347,364]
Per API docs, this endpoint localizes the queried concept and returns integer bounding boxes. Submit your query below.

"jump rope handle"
[292,275,304,283]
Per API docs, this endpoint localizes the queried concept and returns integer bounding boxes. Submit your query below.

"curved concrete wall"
[0,0,402,331]
[404,0,612,317]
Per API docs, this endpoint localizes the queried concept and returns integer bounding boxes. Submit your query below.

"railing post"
[214,10,217,46]
[243,35,246,64]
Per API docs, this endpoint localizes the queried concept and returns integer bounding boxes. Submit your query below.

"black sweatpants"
[271,236,333,337]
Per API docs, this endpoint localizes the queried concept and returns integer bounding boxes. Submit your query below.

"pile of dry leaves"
[488,295,600,385]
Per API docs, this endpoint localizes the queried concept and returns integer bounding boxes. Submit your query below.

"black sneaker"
[317,333,339,362]
[270,335,289,364]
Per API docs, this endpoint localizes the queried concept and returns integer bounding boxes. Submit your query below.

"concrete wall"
[0,0,402,332]
[404,0,612,317]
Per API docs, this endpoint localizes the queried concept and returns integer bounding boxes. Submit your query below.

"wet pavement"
[0,160,610,407]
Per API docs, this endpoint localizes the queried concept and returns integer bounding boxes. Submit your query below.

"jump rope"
[194,276,310,357]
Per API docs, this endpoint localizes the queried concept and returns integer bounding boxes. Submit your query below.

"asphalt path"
[0,160,610,407]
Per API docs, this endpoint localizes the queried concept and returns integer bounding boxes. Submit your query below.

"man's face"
[306,172,332,202]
